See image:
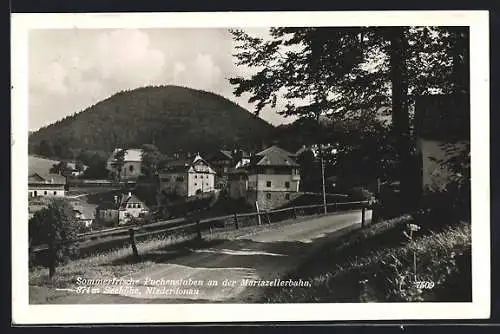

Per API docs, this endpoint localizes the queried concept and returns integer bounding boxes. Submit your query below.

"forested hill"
[29,85,276,158]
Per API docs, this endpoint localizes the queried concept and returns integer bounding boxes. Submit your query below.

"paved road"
[43,210,371,303]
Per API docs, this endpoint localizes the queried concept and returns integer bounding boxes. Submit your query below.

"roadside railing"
[30,200,372,264]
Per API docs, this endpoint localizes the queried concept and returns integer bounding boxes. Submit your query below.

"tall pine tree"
[229,26,469,209]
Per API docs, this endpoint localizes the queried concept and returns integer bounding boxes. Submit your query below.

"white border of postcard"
[11,11,490,324]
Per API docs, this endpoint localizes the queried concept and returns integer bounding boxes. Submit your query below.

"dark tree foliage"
[28,86,276,159]
[29,199,79,276]
[141,144,164,179]
[230,26,469,209]
[37,139,55,158]
[422,142,471,227]
[296,149,320,192]
[112,149,127,181]
[80,150,109,179]
[75,160,85,172]
[49,161,71,176]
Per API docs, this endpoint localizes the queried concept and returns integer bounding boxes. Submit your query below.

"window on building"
[129,165,134,172]
[285,193,290,200]
[176,176,184,182]
[44,191,47,195]
[34,191,37,197]
[266,193,271,199]
[266,181,272,187]
[195,175,197,179]
[54,191,57,195]
[285,181,290,188]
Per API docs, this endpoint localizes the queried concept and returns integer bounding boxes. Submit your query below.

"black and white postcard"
[11,11,490,324]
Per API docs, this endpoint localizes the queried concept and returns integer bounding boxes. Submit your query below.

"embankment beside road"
[262,216,471,303]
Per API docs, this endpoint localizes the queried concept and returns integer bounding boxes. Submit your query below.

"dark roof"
[97,192,148,211]
[28,172,66,185]
[255,152,299,167]
[161,165,190,173]
[257,145,296,158]
[119,193,148,210]
[246,145,300,167]
[219,150,233,159]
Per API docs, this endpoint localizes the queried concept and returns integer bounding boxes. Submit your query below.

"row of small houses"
[28,145,303,226]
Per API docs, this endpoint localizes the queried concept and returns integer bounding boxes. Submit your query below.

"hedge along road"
[51,209,372,304]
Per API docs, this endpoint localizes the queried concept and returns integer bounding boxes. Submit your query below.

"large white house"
[28,172,66,198]
[229,145,301,210]
[106,148,143,179]
[158,154,216,198]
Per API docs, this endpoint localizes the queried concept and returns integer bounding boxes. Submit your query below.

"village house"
[97,192,149,225]
[207,149,251,190]
[206,149,234,190]
[158,153,216,198]
[106,148,143,180]
[230,145,301,210]
[207,150,234,175]
[28,172,67,198]
[72,204,96,228]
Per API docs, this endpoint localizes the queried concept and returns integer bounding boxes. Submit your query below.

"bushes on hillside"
[29,199,80,276]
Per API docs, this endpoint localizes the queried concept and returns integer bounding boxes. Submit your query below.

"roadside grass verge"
[264,217,471,303]
[29,211,341,289]
[29,233,195,289]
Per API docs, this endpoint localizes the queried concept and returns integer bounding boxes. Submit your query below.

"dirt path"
[35,210,368,304]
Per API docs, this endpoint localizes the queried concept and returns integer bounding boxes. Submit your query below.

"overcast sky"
[28,28,296,131]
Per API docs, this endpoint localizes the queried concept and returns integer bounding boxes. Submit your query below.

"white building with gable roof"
[106,148,143,180]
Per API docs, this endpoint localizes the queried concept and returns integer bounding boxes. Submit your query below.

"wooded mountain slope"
[29,85,276,156]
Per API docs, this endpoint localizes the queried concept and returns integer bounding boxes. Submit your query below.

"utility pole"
[320,147,327,214]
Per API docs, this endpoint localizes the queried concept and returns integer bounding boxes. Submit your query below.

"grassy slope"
[29,155,59,174]
[263,217,471,303]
